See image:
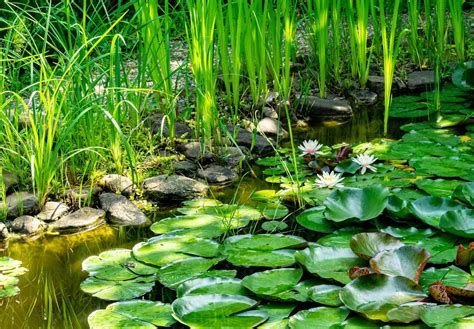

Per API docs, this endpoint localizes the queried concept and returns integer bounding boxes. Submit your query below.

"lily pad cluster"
[0,256,28,298]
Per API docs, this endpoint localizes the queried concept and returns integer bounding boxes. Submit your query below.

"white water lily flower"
[298,140,323,156]
[353,153,378,174]
[315,171,344,189]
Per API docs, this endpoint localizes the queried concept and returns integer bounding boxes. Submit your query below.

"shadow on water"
[0,105,405,328]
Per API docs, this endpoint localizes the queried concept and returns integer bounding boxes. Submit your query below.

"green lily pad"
[295,245,366,284]
[196,204,263,221]
[0,274,20,298]
[261,221,288,232]
[80,275,156,301]
[412,234,457,264]
[402,129,460,146]
[339,274,427,322]
[258,303,296,329]
[158,257,220,289]
[258,203,289,220]
[296,206,336,233]
[176,277,246,297]
[349,233,404,259]
[182,198,223,208]
[416,179,464,198]
[88,300,176,328]
[408,196,465,228]
[380,226,435,243]
[369,246,431,283]
[420,305,474,328]
[385,302,437,323]
[82,249,158,281]
[452,61,474,90]
[242,268,302,298]
[132,235,219,267]
[172,294,267,328]
[452,182,474,207]
[307,284,343,306]
[410,157,474,180]
[288,307,350,329]
[317,228,366,248]
[440,209,474,239]
[324,185,389,222]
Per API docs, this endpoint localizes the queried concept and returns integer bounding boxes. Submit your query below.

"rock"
[349,89,378,106]
[174,161,198,175]
[50,207,105,234]
[36,202,69,222]
[66,186,102,207]
[407,70,435,91]
[11,215,46,235]
[99,193,149,226]
[151,114,192,139]
[227,125,274,155]
[178,142,213,162]
[217,146,250,167]
[257,117,289,139]
[299,95,353,121]
[367,75,405,95]
[2,192,39,218]
[1,170,19,194]
[98,174,134,197]
[0,222,9,240]
[263,107,279,119]
[197,165,239,184]
[143,175,209,203]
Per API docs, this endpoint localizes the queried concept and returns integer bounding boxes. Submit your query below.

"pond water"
[0,105,403,328]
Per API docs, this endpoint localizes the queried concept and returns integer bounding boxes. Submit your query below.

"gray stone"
[11,215,45,235]
[217,146,250,167]
[0,222,9,240]
[50,207,105,233]
[151,114,192,139]
[36,202,69,221]
[257,117,289,139]
[174,161,198,175]
[1,170,19,194]
[143,175,208,203]
[299,95,353,121]
[349,89,378,106]
[98,174,134,197]
[263,107,279,119]
[367,75,405,95]
[2,192,39,218]
[197,165,239,184]
[178,142,213,161]
[227,125,274,155]
[99,193,149,226]
[407,70,435,91]
[66,186,102,207]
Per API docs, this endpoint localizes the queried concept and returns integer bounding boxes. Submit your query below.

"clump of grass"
[448,0,465,62]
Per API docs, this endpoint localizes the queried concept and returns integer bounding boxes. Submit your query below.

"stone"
[50,207,105,234]
[227,125,274,155]
[257,117,289,139]
[151,114,192,139]
[99,193,149,226]
[2,192,39,218]
[178,142,213,161]
[98,174,134,197]
[263,107,279,119]
[11,215,46,235]
[407,70,435,91]
[66,186,102,207]
[367,75,405,95]
[1,170,19,194]
[174,161,198,175]
[0,222,9,240]
[299,95,353,121]
[349,89,378,106]
[197,165,239,184]
[36,202,69,222]
[142,175,209,203]
[217,146,250,167]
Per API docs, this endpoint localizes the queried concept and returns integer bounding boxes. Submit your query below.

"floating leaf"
[80,275,156,301]
[380,226,435,243]
[288,307,350,329]
[456,243,474,268]
[258,303,296,329]
[440,209,474,239]
[176,278,246,297]
[416,179,464,198]
[307,284,343,306]
[258,203,289,220]
[340,274,427,322]
[408,196,465,228]
[0,274,20,298]
[369,246,431,283]
[172,294,267,328]
[261,221,288,232]
[349,233,404,259]
[420,305,474,328]
[452,182,474,207]
[324,185,389,222]
[385,302,437,323]
[296,206,336,233]
[242,268,302,298]
[158,257,219,289]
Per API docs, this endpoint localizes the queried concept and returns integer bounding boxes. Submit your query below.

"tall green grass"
[308,0,329,98]
[448,0,465,61]
[408,0,422,67]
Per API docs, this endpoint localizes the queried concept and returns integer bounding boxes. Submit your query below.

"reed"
[448,0,465,61]
[408,0,422,67]
[331,0,342,82]
[434,0,447,112]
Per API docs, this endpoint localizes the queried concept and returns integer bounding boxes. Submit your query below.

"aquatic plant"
[315,171,344,189]
[298,140,323,157]
[448,0,465,62]
[408,0,422,67]
[352,153,377,174]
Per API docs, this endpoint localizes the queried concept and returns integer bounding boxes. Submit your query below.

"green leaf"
[158,257,219,289]
[420,305,474,327]
[176,278,246,297]
[172,294,267,328]
[416,179,464,198]
[339,274,427,322]
[440,209,474,239]
[349,233,404,259]
[452,182,474,207]
[452,61,474,90]
[242,268,302,297]
[261,221,288,232]
[408,196,465,228]
[307,284,343,306]
[288,307,350,329]
[296,206,336,233]
[324,185,389,222]
[80,275,156,301]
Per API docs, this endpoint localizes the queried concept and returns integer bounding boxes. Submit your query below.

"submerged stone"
[142,175,208,203]
[98,174,134,197]
[407,70,435,91]
[2,192,39,219]
[299,95,353,121]
[11,215,46,235]
[0,222,9,240]
[36,202,69,222]
[197,164,239,184]
[99,193,149,226]
[50,207,105,234]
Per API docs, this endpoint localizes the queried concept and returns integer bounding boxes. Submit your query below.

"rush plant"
[308,0,329,98]
[448,0,465,61]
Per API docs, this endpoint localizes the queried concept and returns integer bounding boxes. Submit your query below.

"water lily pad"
[420,305,474,328]
[80,275,156,301]
[176,277,246,297]
[0,274,20,298]
[339,274,427,321]
[440,209,474,238]
[158,257,220,289]
[410,157,474,180]
[132,235,219,267]
[82,249,158,281]
[307,284,343,306]
[385,302,437,323]
[452,182,474,207]
[172,294,267,328]
[258,203,289,220]
[416,179,464,198]
[380,226,435,243]
[402,129,461,146]
[182,198,223,208]
[317,228,366,248]
[242,268,302,298]
[288,307,350,329]
[224,234,306,254]
[349,233,404,259]
[452,61,474,90]
[261,221,288,232]
[412,234,457,264]
[408,196,465,228]
[197,204,263,221]
[88,300,176,328]
[324,185,389,222]
[295,245,366,284]
[296,206,336,233]
[370,246,431,283]
[258,303,296,329]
